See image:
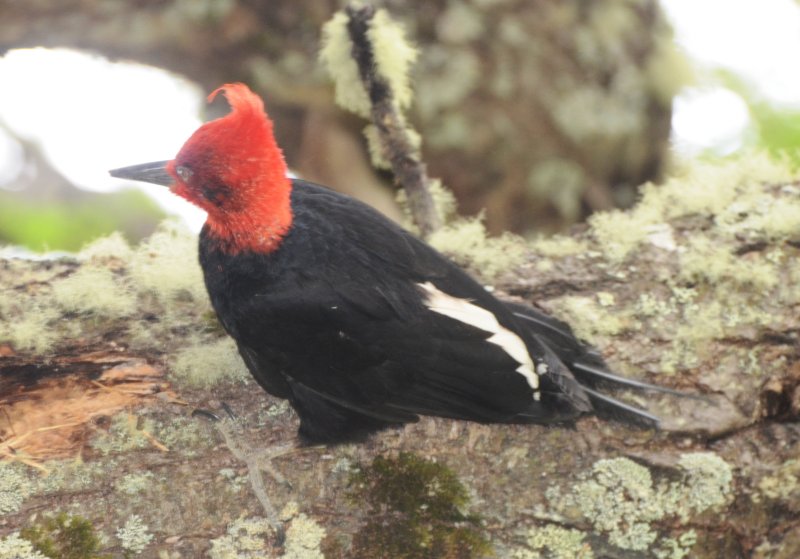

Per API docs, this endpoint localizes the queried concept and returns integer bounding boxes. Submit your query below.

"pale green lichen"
[363,123,422,170]
[116,471,155,495]
[282,513,326,559]
[512,524,593,559]
[589,153,796,262]
[428,218,525,279]
[654,530,697,559]
[169,336,250,388]
[208,516,273,559]
[527,159,587,221]
[531,235,589,258]
[755,459,800,502]
[52,265,136,316]
[0,533,48,559]
[320,8,418,118]
[129,220,207,305]
[208,509,324,559]
[544,453,733,553]
[0,297,61,354]
[116,515,153,555]
[549,296,628,339]
[0,220,214,359]
[78,231,134,262]
[397,179,524,279]
[90,413,155,455]
[0,461,32,515]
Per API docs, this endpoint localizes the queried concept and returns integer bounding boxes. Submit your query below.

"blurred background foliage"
[0,0,797,253]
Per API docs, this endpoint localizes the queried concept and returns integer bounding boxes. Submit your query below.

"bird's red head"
[167,83,292,254]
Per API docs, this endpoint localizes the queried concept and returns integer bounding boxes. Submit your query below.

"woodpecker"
[111,83,667,443]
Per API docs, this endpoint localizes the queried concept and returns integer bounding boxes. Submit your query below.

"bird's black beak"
[109,160,174,187]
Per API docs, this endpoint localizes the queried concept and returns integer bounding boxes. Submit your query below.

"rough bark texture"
[1,157,799,557]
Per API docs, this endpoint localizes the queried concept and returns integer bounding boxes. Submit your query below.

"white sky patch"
[0,48,207,231]
[672,87,751,155]
[661,0,800,107]
[660,0,800,154]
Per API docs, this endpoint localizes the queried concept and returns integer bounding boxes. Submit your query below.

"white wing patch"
[417,282,540,391]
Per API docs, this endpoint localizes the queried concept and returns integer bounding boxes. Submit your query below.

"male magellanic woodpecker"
[111,83,672,443]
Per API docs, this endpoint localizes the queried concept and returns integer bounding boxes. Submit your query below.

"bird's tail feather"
[506,301,693,428]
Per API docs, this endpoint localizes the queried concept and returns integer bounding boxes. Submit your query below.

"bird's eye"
[176,165,193,182]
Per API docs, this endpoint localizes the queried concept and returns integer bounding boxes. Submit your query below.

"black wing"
[201,181,625,442]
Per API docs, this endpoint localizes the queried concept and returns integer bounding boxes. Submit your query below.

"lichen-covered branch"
[1,155,799,557]
[337,4,441,238]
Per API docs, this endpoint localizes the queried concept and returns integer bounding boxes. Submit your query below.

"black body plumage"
[200,180,652,443]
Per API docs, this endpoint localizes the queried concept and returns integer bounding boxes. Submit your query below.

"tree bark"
[1,165,798,556]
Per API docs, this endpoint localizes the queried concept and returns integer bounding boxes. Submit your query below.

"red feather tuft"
[169,83,292,254]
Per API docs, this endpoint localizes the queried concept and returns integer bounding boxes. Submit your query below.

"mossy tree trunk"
[1,156,799,557]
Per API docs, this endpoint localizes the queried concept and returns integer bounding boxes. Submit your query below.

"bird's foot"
[192,403,304,543]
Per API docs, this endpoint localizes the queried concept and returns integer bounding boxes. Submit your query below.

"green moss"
[20,512,110,559]
[544,453,732,554]
[347,452,492,558]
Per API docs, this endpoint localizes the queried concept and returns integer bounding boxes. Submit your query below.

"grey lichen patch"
[208,506,325,559]
[535,154,800,379]
[543,453,733,554]
[116,471,155,495]
[280,503,326,559]
[0,461,33,515]
[91,412,212,459]
[90,413,156,456]
[754,459,800,505]
[0,533,48,559]
[209,516,274,559]
[512,523,593,559]
[653,531,697,559]
[116,514,153,555]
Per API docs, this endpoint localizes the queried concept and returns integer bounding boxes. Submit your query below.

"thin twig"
[345,3,441,238]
